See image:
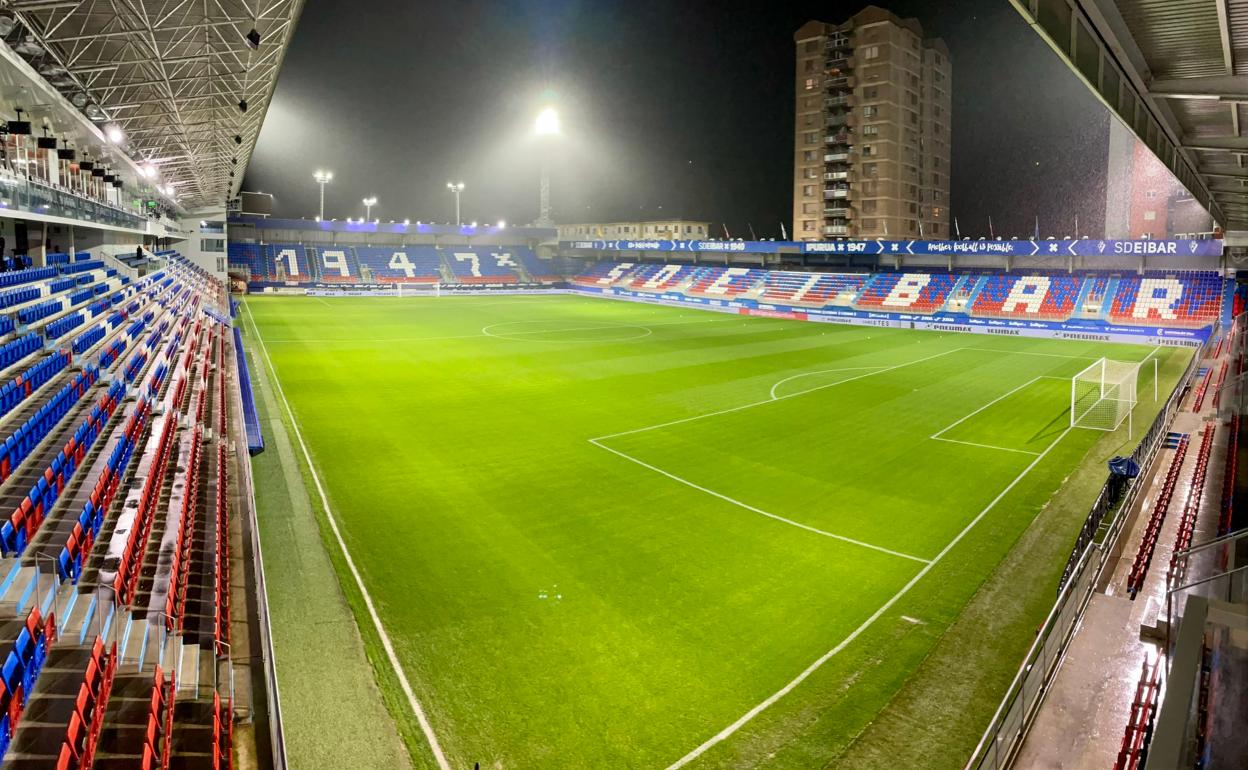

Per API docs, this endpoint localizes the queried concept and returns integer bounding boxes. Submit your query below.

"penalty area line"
[588,438,931,565]
[242,303,453,770]
[662,426,1074,770]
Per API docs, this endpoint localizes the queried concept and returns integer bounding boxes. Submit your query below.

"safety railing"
[965,340,1206,770]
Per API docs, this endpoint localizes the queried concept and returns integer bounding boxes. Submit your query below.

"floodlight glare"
[497,220,506,228]
[105,124,123,143]
[535,107,560,136]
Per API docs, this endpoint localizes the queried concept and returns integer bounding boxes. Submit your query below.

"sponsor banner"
[567,286,1211,346]
[559,238,1223,258]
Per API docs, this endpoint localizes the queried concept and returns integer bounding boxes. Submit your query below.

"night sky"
[244,0,1111,238]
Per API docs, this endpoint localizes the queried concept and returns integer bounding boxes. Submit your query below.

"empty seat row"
[70,324,105,356]
[0,608,55,759]
[1126,435,1189,598]
[140,666,176,770]
[0,267,56,290]
[55,636,116,770]
[44,312,85,341]
[165,429,202,631]
[0,381,123,556]
[0,366,97,481]
[0,351,70,421]
[113,416,177,605]
[0,285,43,311]
[0,332,42,370]
[1166,426,1215,588]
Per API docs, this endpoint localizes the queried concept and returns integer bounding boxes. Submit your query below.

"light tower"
[362,196,377,221]
[534,107,560,227]
[446,181,465,226]
[313,170,332,220]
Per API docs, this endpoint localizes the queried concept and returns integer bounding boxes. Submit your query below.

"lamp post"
[446,181,465,226]
[534,107,560,227]
[313,170,332,220]
[362,196,377,221]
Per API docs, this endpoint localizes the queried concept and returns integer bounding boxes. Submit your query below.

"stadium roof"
[3,0,305,210]
[1012,0,1248,231]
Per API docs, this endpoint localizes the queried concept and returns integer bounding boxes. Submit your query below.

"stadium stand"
[970,274,1083,320]
[856,272,958,313]
[445,247,524,284]
[1109,271,1223,327]
[0,250,253,769]
[354,246,442,283]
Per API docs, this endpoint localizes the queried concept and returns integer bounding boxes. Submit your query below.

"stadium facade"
[792,6,952,242]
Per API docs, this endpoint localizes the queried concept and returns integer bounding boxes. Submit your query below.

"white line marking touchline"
[588,438,932,564]
[663,425,1074,769]
[243,303,453,770]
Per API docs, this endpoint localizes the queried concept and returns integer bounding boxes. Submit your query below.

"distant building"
[1105,119,1215,239]
[557,219,712,241]
[792,6,951,241]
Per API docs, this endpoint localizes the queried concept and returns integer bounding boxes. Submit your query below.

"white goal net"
[1070,358,1141,433]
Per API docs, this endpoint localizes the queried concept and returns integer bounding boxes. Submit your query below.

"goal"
[392,281,440,298]
[1070,357,1148,435]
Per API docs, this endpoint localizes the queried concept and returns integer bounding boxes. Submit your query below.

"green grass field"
[241,293,1189,770]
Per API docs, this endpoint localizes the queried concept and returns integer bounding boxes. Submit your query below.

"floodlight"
[535,107,560,136]
[105,124,123,143]
[497,220,506,228]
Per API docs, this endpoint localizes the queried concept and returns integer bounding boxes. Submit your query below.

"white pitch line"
[242,303,453,770]
[663,426,1074,770]
[931,376,1043,440]
[593,347,965,442]
[931,436,1041,456]
[588,438,931,564]
[768,366,888,401]
[966,347,1104,360]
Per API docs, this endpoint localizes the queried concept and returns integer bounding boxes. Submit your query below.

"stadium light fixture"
[139,163,156,179]
[470,220,478,228]
[362,196,378,221]
[535,107,560,136]
[446,181,465,226]
[313,170,333,220]
[534,107,559,226]
[403,218,410,226]
[497,220,506,228]
[105,124,123,143]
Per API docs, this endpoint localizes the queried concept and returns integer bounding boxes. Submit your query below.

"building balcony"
[824,171,849,181]
[825,131,852,146]
[823,152,850,163]
[824,187,851,200]
[826,76,854,91]
[825,95,852,108]
[0,170,152,232]
[824,207,852,218]
[825,36,851,52]
[826,56,854,72]
[823,225,851,236]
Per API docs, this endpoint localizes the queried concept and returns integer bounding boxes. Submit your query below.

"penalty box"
[594,348,1077,560]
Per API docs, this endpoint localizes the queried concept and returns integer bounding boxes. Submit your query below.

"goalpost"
[392,281,440,298]
[1070,357,1156,437]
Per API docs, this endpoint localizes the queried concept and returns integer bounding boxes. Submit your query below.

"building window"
[805,131,819,144]
[802,220,816,231]
[862,105,877,118]
[804,78,816,90]
[803,202,818,214]
[863,162,878,176]
[862,45,880,60]
[804,167,818,179]
[863,125,879,136]
[864,87,879,99]
[861,200,877,213]
[803,150,817,161]
[802,184,815,196]
[862,145,873,157]
[1143,211,1156,221]
[804,59,815,72]
[861,219,877,231]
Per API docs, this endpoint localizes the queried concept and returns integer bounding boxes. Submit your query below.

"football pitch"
[241,293,1190,770]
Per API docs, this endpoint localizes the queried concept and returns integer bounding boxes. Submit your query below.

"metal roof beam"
[1150,76,1248,101]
